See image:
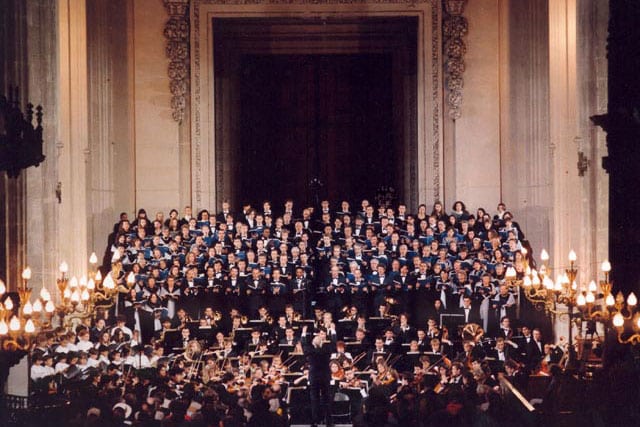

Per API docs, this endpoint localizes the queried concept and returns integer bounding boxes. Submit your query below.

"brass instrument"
[384,296,399,306]
[240,315,248,325]
[461,323,485,343]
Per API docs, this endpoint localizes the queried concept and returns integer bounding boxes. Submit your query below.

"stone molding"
[190,0,443,208]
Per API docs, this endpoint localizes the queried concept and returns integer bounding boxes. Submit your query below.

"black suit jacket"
[458,305,482,325]
[526,340,544,365]
[302,335,335,383]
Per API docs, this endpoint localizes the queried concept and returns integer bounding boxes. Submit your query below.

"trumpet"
[240,315,248,325]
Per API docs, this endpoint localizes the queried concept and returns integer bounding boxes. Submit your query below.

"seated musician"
[368,338,389,365]
[447,361,464,387]
[503,359,528,391]
[383,328,400,354]
[329,360,345,386]
[455,340,485,369]
[425,317,442,340]
[339,367,363,390]
[395,313,417,344]
[331,340,353,365]
[279,327,299,347]
[371,356,398,395]
[202,354,221,384]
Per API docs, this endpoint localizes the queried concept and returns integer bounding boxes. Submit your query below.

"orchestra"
[25,199,566,425]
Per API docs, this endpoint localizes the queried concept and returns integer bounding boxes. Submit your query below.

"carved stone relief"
[164,0,190,123]
[442,0,468,120]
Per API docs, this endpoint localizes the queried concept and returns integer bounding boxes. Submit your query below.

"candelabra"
[0,268,53,353]
[55,253,118,328]
[508,250,583,369]
[610,293,640,345]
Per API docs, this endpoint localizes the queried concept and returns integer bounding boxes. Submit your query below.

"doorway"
[238,53,394,207]
[213,17,418,209]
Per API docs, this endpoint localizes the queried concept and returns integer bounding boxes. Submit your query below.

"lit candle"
[588,280,597,293]
[33,299,43,313]
[126,272,135,287]
[89,252,98,265]
[25,319,35,334]
[554,279,563,292]
[585,292,595,304]
[45,300,55,313]
[87,278,95,290]
[71,290,80,303]
[21,267,32,291]
[532,272,541,286]
[601,260,611,273]
[4,297,13,311]
[40,287,51,301]
[0,279,5,295]
[9,316,20,332]
[69,276,78,289]
[95,270,102,282]
[23,300,33,315]
[81,289,90,302]
[612,312,624,328]
[103,274,115,290]
[605,294,615,307]
[568,250,577,262]
[0,319,7,335]
[79,276,87,288]
[627,292,637,307]
[59,261,69,274]
[576,293,586,306]
[540,249,549,262]
[505,267,517,279]
[523,276,532,287]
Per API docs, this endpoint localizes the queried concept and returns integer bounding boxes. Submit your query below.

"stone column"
[0,0,29,289]
[57,0,90,276]
[87,0,135,266]
[500,0,552,257]
[25,0,59,295]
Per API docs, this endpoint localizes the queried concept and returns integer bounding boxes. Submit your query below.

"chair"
[331,391,351,424]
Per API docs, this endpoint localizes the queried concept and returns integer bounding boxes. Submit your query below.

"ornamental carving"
[442,0,468,120]
[164,0,190,123]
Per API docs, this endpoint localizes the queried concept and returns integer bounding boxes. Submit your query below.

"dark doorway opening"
[213,17,417,210]
[238,54,394,207]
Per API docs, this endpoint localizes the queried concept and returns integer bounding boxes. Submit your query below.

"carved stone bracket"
[164,0,190,123]
[442,0,468,120]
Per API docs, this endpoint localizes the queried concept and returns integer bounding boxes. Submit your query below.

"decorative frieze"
[163,0,190,123]
[442,0,468,120]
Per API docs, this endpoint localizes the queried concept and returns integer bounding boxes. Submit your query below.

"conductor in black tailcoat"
[302,325,337,427]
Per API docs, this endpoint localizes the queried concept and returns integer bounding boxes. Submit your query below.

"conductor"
[302,325,337,427]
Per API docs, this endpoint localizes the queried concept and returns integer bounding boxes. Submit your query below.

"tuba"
[461,323,485,343]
